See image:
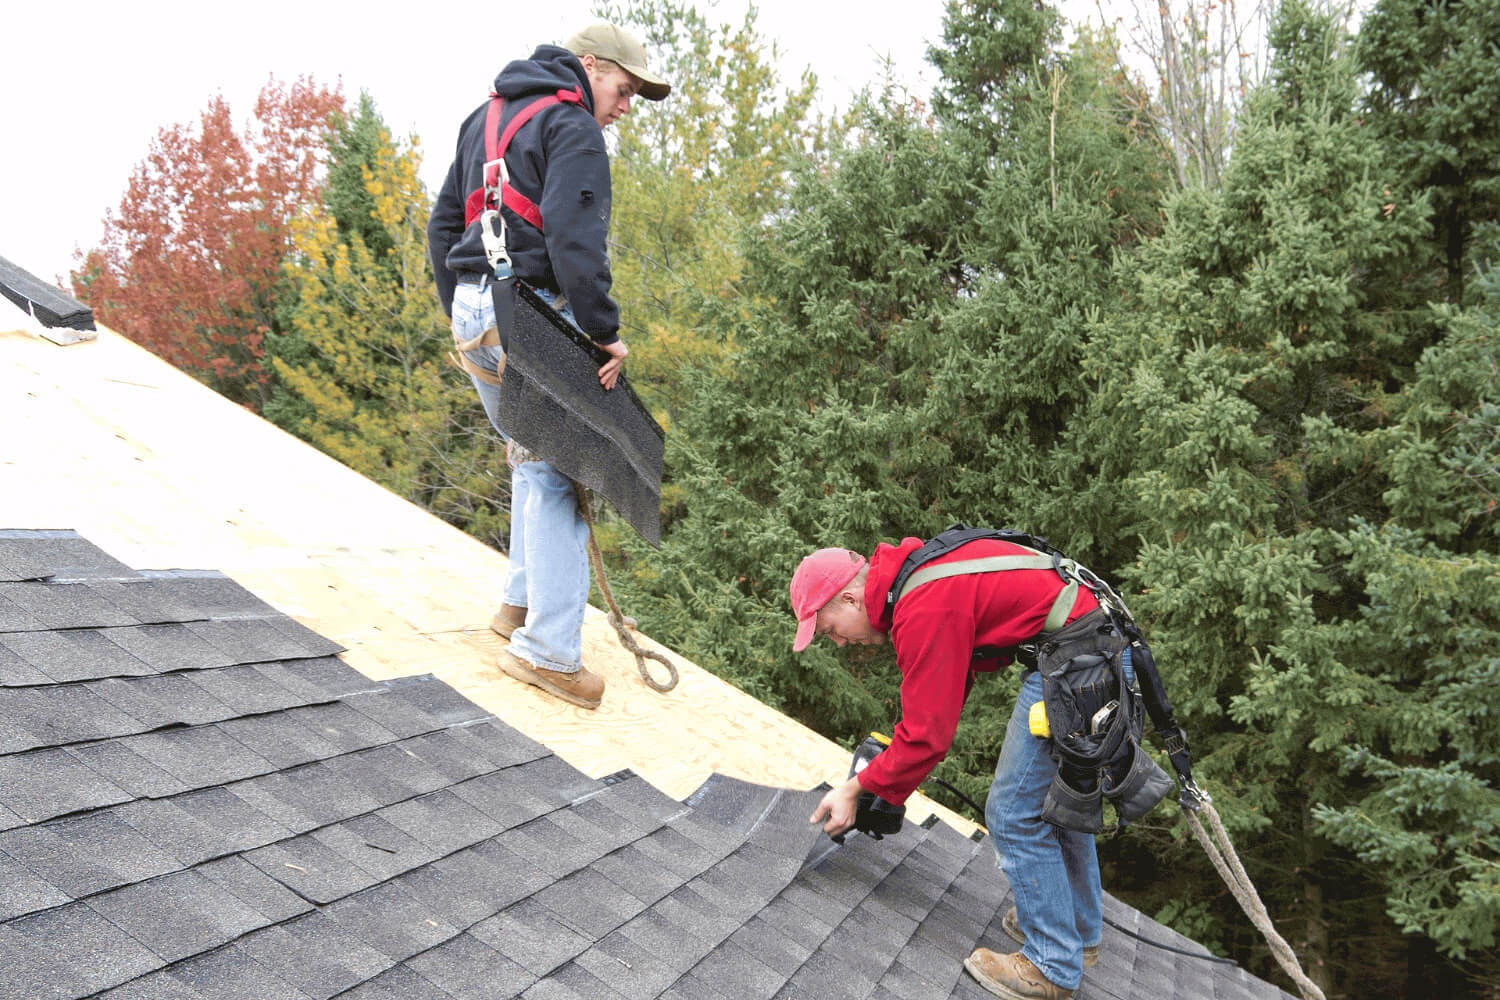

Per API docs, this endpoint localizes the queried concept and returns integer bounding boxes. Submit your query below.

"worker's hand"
[810,776,863,838]
[597,339,628,390]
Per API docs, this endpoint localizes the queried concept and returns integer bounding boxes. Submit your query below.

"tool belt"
[1036,610,1173,832]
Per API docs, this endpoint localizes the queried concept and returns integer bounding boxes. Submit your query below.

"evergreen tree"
[1307,262,1500,993]
[612,9,1171,780]
[1360,0,1500,304]
[1077,0,1497,993]
[929,0,1062,137]
[600,0,830,422]
[617,96,977,735]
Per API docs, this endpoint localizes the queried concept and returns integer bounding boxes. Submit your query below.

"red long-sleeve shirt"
[854,536,1099,805]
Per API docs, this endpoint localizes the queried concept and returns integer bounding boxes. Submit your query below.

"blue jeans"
[986,647,1134,990]
[451,281,589,673]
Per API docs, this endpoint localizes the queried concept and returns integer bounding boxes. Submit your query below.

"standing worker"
[792,528,1193,1000]
[427,23,670,709]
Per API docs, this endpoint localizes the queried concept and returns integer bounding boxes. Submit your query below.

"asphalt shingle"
[2,628,152,682]
[0,746,132,826]
[86,869,270,963]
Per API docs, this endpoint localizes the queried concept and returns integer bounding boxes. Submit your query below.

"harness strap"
[452,325,503,352]
[469,88,585,230]
[450,334,507,387]
[897,554,1081,633]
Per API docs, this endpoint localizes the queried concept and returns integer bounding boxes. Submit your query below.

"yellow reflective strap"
[1043,581,1078,633]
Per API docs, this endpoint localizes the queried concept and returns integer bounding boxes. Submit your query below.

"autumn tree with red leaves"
[72,76,344,409]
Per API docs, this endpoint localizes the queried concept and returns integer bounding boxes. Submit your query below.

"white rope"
[573,482,678,693]
[1184,800,1326,1000]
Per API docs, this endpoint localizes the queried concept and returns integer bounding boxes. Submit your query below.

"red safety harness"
[452,87,584,387]
[463,88,585,231]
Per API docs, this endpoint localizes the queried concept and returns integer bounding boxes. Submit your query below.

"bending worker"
[427,22,670,709]
[793,528,1190,1000]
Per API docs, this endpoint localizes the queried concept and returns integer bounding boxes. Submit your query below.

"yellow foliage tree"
[269,93,509,547]
[605,1,836,421]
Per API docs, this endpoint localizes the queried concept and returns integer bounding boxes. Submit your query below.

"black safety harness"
[885,524,1203,833]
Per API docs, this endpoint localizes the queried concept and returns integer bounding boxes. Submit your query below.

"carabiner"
[1178,777,1211,812]
[479,208,512,275]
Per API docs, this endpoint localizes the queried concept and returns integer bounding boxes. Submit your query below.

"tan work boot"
[497,648,603,709]
[1002,907,1098,968]
[964,949,1073,1000]
[490,603,527,639]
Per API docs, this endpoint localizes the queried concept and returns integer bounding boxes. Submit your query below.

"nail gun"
[831,732,906,844]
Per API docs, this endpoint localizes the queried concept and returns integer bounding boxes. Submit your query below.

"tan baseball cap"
[565,21,672,101]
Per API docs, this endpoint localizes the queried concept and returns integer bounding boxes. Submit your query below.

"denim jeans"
[985,644,1135,990]
[451,281,589,673]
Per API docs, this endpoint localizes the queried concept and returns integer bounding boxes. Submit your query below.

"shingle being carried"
[497,285,665,546]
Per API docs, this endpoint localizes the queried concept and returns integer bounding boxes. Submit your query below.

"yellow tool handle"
[1028,701,1050,737]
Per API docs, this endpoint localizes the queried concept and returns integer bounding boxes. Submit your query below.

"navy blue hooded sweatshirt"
[427,45,619,345]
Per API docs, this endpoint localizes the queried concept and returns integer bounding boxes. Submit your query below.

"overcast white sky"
[2,0,1120,289]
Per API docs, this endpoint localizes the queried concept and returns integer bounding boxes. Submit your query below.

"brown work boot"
[964,949,1073,1000]
[490,603,527,639]
[497,649,603,709]
[1002,907,1098,967]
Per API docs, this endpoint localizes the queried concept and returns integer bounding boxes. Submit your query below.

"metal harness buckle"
[480,158,512,275]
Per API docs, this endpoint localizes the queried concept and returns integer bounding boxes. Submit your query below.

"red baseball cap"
[790,548,867,652]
